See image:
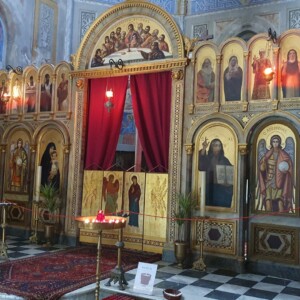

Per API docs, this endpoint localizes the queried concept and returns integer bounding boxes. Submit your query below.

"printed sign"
[133,262,158,295]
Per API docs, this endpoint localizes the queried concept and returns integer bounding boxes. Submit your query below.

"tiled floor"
[1,236,300,300]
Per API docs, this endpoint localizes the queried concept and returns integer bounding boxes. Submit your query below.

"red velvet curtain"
[130,71,172,173]
[85,76,128,170]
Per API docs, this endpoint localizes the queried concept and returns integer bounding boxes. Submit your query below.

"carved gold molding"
[64,144,70,154]
[272,99,279,110]
[188,104,194,114]
[31,145,37,153]
[71,59,187,78]
[238,144,248,155]
[183,35,200,54]
[172,69,184,81]
[76,79,84,90]
[184,143,193,155]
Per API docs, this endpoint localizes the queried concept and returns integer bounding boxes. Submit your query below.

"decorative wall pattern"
[150,0,176,14]
[92,0,176,14]
[38,3,54,50]
[193,24,208,38]
[289,9,300,28]
[33,0,58,65]
[193,218,236,255]
[251,223,298,264]
[191,0,276,14]
[80,11,96,41]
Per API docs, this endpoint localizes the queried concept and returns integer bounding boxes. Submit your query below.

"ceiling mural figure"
[89,17,173,68]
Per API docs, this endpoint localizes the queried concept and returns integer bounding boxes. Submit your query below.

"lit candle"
[35,166,42,202]
[96,210,105,222]
[200,171,206,217]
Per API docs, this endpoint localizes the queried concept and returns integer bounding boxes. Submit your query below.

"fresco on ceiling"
[93,0,176,14]
[191,0,275,14]
[89,16,173,69]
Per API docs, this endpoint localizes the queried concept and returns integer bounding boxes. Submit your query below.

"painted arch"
[73,0,185,70]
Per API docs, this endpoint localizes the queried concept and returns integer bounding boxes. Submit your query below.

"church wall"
[184,0,300,44]
[0,0,300,279]
[181,28,300,279]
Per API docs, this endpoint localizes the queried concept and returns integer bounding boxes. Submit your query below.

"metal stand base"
[193,216,209,271]
[29,201,40,244]
[193,256,206,271]
[0,241,8,260]
[105,266,128,290]
[0,203,14,261]
[105,227,127,290]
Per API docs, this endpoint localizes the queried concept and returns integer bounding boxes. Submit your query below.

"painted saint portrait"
[82,171,103,216]
[11,78,22,114]
[40,73,52,111]
[123,172,145,238]
[251,48,272,100]
[224,55,243,101]
[91,48,105,68]
[102,171,123,215]
[57,72,69,111]
[195,124,237,211]
[38,128,65,196]
[281,48,300,98]
[128,175,141,227]
[25,75,37,112]
[8,138,29,193]
[40,142,60,190]
[143,173,168,247]
[255,127,296,214]
[196,58,215,103]
[0,77,8,114]
[198,138,233,208]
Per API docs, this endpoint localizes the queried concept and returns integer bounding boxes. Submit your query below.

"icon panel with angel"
[254,126,296,214]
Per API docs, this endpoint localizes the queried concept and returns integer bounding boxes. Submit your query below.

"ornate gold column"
[243,51,249,110]
[271,45,279,101]
[168,67,185,244]
[237,143,249,272]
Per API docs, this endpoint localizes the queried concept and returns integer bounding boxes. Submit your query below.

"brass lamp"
[105,88,114,112]
[0,92,10,103]
[264,67,274,83]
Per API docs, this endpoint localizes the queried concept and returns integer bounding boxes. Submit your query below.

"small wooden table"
[76,215,127,300]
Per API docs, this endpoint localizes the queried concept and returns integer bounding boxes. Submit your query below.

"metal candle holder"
[76,215,127,300]
[29,201,40,244]
[193,216,209,271]
[0,202,15,260]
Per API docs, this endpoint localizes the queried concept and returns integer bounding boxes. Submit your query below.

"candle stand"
[29,201,40,244]
[193,216,209,271]
[76,215,127,300]
[104,224,128,290]
[0,203,15,260]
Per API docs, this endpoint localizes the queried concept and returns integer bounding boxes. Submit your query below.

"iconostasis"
[187,29,300,266]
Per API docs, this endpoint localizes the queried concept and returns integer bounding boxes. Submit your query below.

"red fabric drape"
[130,72,172,173]
[85,76,128,170]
